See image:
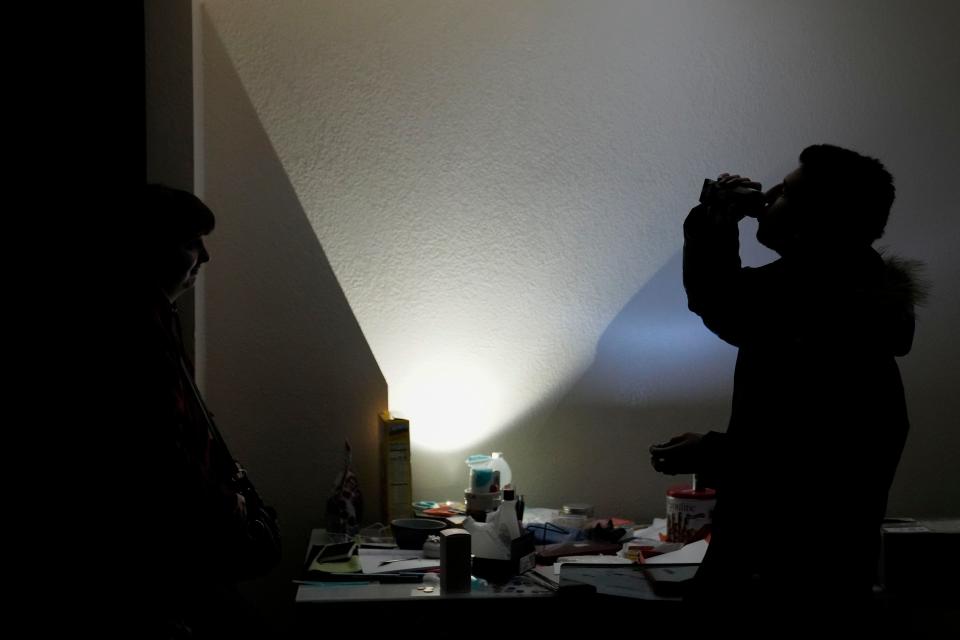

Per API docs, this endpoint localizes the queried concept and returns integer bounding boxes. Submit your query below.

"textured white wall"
[201,0,959,521]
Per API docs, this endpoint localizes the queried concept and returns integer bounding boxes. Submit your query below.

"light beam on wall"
[389,350,504,452]
[203,0,772,458]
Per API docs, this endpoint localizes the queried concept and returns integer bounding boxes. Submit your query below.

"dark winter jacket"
[682,203,922,604]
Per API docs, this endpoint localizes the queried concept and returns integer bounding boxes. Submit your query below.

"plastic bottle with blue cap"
[465,452,512,490]
[464,452,512,522]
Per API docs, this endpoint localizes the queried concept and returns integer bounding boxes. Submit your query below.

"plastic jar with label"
[665,485,716,543]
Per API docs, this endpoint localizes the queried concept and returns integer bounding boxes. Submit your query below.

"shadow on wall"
[413,251,745,521]
[201,14,386,634]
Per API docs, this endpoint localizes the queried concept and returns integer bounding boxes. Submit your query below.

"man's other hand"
[649,432,704,475]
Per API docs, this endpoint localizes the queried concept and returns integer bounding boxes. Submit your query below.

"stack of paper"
[357,548,440,574]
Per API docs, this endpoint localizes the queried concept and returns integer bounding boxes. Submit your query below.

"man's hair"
[142,184,215,247]
[798,144,895,244]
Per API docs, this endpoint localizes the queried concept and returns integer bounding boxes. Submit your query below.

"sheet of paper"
[531,564,560,586]
[558,565,666,600]
[643,564,699,583]
[644,539,708,564]
[357,548,440,574]
[310,556,361,574]
[627,517,666,541]
[552,554,634,575]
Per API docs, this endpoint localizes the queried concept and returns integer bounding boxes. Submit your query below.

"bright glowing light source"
[389,353,504,452]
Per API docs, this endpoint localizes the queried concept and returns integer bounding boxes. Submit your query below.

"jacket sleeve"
[875,262,917,357]
[888,309,915,357]
[682,204,753,347]
[693,430,728,489]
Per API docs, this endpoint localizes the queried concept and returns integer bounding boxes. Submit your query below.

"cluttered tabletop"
[297,451,710,603]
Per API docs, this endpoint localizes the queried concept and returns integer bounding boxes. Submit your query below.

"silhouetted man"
[651,145,923,632]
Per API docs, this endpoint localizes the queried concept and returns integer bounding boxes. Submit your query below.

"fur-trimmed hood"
[869,249,929,357]
[878,250,930,310]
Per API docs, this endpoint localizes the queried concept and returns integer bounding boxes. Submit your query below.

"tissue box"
[471,530,536,584]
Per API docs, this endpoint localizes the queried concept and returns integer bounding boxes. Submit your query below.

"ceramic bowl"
[391,518,447,549]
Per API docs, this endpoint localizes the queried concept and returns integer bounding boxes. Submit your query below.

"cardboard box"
[379,412,413,523]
